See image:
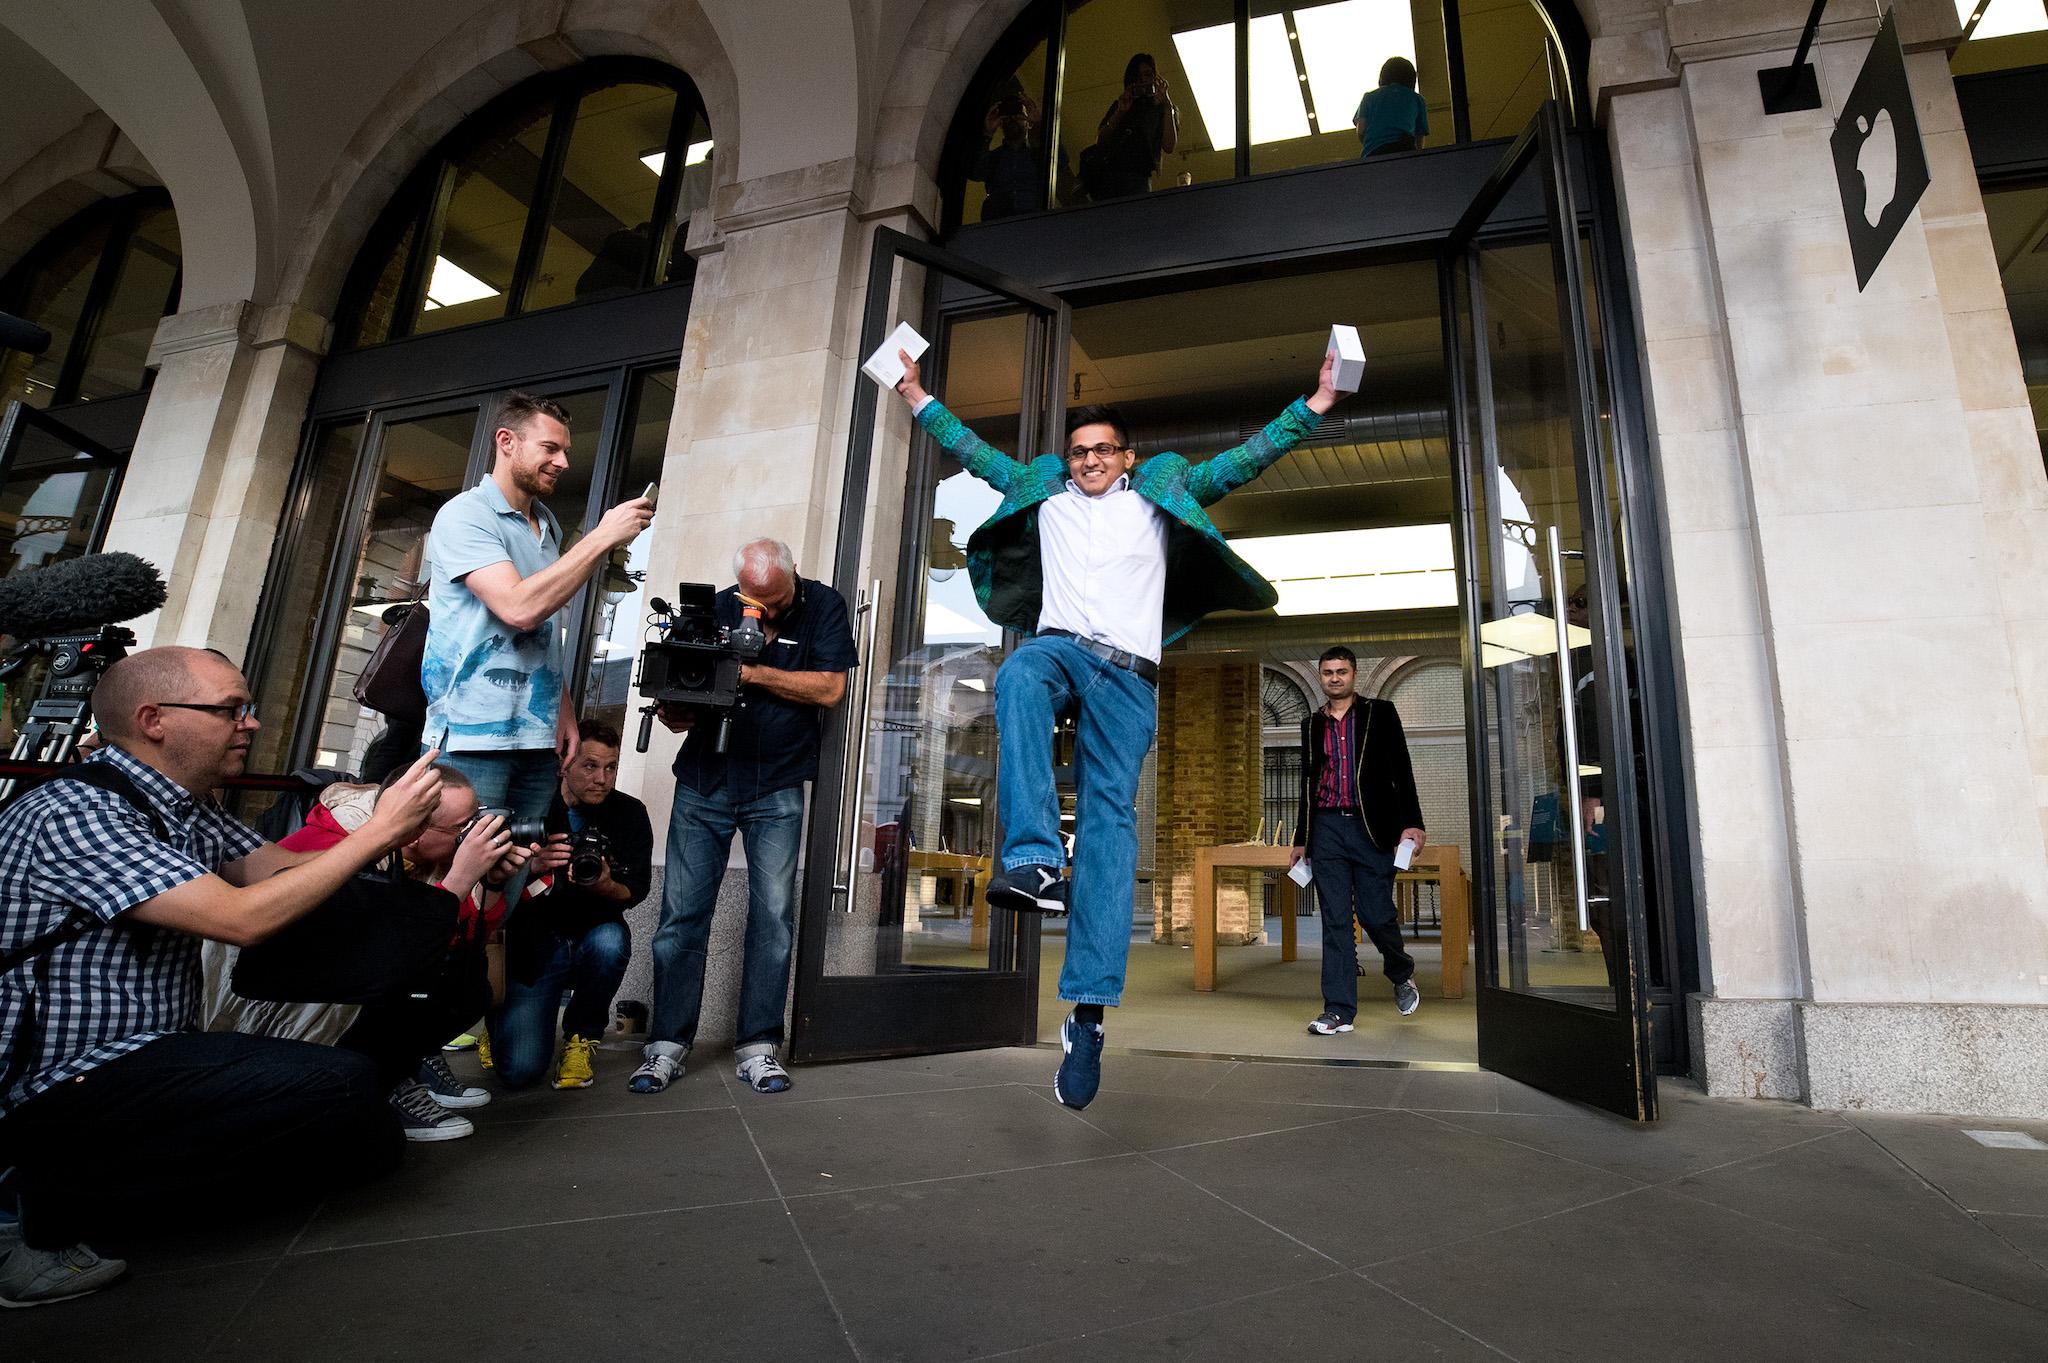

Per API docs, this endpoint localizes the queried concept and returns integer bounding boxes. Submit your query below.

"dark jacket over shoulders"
[1293,698,1424,855]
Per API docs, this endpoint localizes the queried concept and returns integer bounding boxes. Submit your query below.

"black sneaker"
[1307,1011,1354,1035]
[1395,979,1421,1016]
[417,1054,490,1109]
[389,1080,474,1141]
[1052,1011,1105,1109]
[987,865,1068,914]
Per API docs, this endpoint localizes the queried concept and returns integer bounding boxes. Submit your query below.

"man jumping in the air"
[891,347,1350,1107]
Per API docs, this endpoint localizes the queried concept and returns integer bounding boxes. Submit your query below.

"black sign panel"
[1831,7,1932,291]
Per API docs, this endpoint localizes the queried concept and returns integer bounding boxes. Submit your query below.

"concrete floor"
[14,1044,2048,1362]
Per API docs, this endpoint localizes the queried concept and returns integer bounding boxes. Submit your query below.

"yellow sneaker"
[554,1035,598,1090]
[477,1029,493,1070]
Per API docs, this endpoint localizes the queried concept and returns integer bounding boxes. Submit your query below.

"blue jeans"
[995,636,1158,1008]
[489,921,632,1089]
[430,747,559,824]
[649,781,805,1056]
[1310,811,1413,1022]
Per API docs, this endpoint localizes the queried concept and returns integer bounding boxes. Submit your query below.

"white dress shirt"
[1036,473,1169,663]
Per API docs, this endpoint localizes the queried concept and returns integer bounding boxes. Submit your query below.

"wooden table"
[907,851,994,947]
[1193,842,1472,998]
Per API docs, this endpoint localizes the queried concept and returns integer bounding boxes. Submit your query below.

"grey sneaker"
[1307,1011,1354,1035]
[390,1079,475,1141]
[417,1054,490,1109]
[628,1043,686,1095]
[1395,979,1421,1016]
[736,1054,792,1094]
[0,1243,128,1308]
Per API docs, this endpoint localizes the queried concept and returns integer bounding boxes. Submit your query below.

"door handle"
[833,579,882,909]
[1547,526,1591,933]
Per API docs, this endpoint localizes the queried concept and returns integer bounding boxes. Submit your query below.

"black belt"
[1037,629,1159,683]
[1315,806,1358,816]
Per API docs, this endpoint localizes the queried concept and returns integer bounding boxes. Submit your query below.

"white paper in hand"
[1287,858,1313,887]
[862,322,931,389]
[1393,838,1417,871]
[1327,324,1367,393]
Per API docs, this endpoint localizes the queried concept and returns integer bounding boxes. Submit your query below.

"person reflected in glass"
[1561,583,1624,997]
[972,79,1049,220]
[1083,53,1179,200]
[889,347,1351,1110]
[1354,56,1428,157]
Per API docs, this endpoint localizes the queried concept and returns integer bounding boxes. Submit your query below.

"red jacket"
[279,802,506,939]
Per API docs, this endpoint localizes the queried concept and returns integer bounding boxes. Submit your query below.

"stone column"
[1603,1,2048,1114]
[100,300,326,662]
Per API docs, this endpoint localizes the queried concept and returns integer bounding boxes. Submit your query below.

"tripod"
[0,625,133,804]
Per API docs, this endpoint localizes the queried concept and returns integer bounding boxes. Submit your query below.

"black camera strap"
[0,763,168,977]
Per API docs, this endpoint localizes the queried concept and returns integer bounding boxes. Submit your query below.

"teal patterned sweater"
[913,396,1323,646]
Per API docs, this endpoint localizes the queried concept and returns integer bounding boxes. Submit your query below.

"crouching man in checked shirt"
[0,646,446,1308]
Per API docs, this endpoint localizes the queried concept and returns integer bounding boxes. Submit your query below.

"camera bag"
[353,583,430,723]
[231,856,465,1006]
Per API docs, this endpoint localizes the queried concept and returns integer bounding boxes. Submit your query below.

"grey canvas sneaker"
[1395,979,1421,1016]
[0,1243,128,1308]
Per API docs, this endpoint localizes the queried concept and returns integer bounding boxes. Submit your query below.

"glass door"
[1446,104,1657,1119]
[0,401,123,580]
[790,229,1069,1062]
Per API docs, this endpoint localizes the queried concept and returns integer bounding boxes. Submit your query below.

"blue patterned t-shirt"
[421,478,568,752]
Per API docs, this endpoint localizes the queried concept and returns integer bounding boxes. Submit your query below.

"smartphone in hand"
[642,482,659,510]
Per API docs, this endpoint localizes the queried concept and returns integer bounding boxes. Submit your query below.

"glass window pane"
[1059,0,1236,204]
[665,108,714,285]
[306,408,478,772]
[0,421,118,578]
[248,419,365,774]
[1984,185,2048,474]
[962,38,1051,224]
[1951,0,2048,75]
[1457,0,1555,142]
[580,368,677,734]
[0,216,113,409]
[76,205,181,401]
[526,83,680,312]
[411,104,555,336]
[1252,0,1452,174]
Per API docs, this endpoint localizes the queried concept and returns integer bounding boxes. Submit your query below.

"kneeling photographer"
[628,538,855,1097]
[491,721,652,1092]
[0,646,446,1307]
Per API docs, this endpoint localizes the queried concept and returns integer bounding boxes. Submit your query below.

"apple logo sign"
[1828,10,1931,291]
[1852,109,1899,229]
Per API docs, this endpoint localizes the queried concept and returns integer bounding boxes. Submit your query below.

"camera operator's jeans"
[491,921,631,1088]
[0,1032,401,1250]
[996,636,1158,1009]
[649,782,804,1057]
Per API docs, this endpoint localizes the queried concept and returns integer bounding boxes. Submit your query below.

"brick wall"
[1152,658,1264,945]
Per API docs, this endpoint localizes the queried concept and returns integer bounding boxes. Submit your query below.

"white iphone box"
[861,321,931,388]
[1287,858,1313,888]
[1327,324,1367,393]
[1393,837,1417,871]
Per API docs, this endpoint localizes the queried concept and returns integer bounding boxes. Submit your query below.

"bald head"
[94,647,235,742]
[734,538,797,619]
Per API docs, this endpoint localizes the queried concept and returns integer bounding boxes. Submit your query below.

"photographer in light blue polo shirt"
[422,391,654,824]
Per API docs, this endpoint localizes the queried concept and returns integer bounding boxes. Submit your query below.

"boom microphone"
[0,310,52,356]
[0,551,167,638]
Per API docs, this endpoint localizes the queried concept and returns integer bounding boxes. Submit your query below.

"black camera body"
[998,92,1027,118]
[633,582,767,754]
[568,825,613,887]
[474,808,548,844]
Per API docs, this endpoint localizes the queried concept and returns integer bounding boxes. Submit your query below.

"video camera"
[632,582,767,755]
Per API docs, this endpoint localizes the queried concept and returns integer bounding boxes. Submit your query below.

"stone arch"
[4,5,267,309]
[0,113,163,279]
[870,0,1037,180]
[276,0,743,328]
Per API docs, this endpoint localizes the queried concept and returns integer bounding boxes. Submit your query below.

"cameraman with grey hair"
[630,538,855,1096]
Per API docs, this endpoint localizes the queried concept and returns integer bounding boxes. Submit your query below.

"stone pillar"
[100,300,326,662]
[1153,659,1263,947]
[1603,1,2048,1115]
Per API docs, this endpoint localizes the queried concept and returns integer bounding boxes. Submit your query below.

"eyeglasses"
[158,700,259,724]
[1064,442,1129,463]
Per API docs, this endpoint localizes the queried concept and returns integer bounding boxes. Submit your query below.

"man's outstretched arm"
[891,351,1033,495]
[1188,351,1345,507]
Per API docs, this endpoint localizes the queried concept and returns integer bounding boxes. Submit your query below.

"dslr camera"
[633,582,767,755]
[567,825,614,887]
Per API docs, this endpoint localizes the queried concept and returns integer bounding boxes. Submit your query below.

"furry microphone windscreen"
[0,551,168,638]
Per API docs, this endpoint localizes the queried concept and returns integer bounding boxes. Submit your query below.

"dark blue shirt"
[672,577,858,802]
